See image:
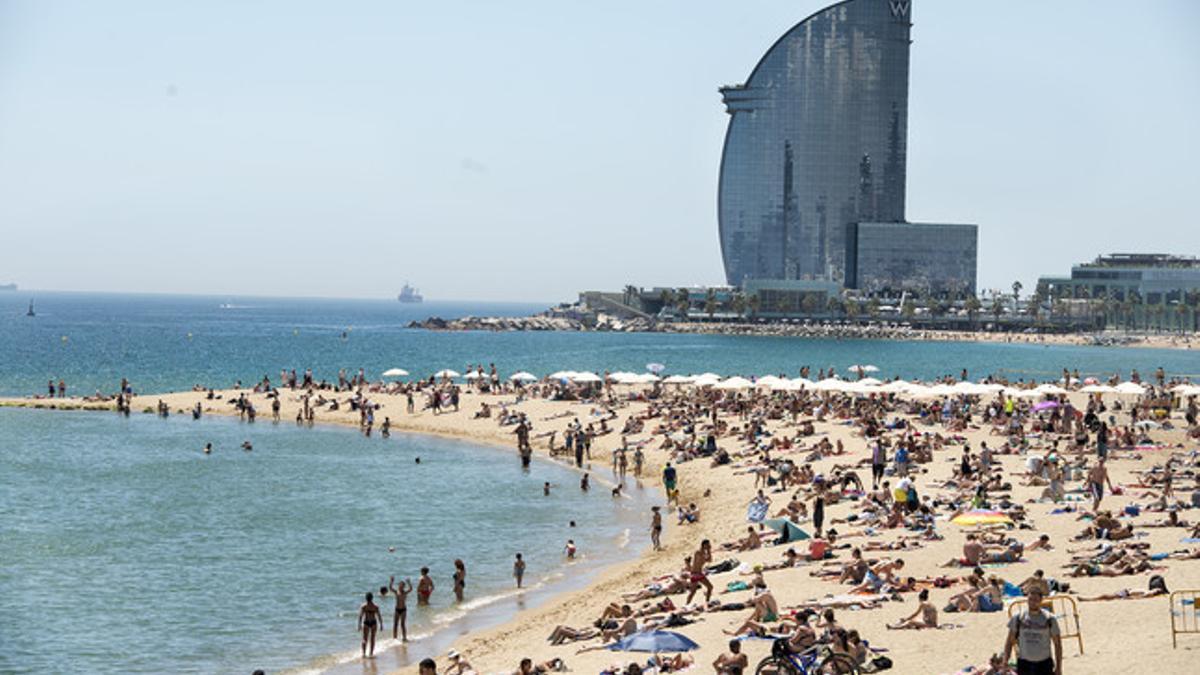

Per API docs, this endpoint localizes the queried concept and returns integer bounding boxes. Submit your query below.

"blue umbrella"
[608,630,699,652]
[763,518,810,542]
[646,363,666,374]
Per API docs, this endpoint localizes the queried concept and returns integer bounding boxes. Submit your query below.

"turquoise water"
[0,409,649,674]
[0,292,1197,399]
[1,291,1198,674]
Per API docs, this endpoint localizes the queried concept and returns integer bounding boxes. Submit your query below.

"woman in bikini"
[888,589,939,629]
[357,591,383,659]
[453,559,466,602]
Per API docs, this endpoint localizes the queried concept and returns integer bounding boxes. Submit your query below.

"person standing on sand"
[417,567,434,605]
[1088,458,1114,512]
[1002,588,1062,675]
[387,576,412,641]
[452,559,466,602]
[357,591,382,659]
[871,441,887,489]
[514,553,526,588]
[651,506,663,551]
[662,462,678,504]
[685,540,714,604]
[633,447,644,477]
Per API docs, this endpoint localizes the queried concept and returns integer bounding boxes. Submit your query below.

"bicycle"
[754,640,860,675]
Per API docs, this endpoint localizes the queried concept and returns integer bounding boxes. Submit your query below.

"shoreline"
[5,377,1200,674]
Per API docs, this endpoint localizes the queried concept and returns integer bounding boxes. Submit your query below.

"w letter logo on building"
[889,0,910,19]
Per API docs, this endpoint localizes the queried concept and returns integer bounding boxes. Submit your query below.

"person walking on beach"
[662,462,678,504]
[417,567,434,605]
[871,441,887,489]
[580,473,590,491]
[357,591,382,659]
[633,447,644,477]
[513,553,526,588]
[452,559,466,602]
[1088,458,1114,512]
[685,540,714,604]
[1002,588,1062,675]
[651,506,663,551]
[387,576,412,641]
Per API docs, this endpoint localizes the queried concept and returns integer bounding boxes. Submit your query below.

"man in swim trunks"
[1088,458,1114,512]
[651,506,663,551]
[417,567,434,605]
[387,576,413,641]
[662,462,678,503]
[685,540,714,604]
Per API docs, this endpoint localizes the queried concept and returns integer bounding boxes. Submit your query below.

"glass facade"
[847,222,978,296]
[718,0,913,286]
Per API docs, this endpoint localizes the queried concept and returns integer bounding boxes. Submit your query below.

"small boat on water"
[0,282,16,291]
[26,300,35,317]
[397,283,424,303]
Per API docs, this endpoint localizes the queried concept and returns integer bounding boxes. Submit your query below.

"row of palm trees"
[623,284,1200,332]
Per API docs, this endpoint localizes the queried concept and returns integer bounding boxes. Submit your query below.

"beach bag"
[871,655,893,670]
[771,638,792,658]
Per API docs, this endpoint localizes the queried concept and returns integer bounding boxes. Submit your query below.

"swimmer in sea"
[241,441,252,451]
[417,567,434,605]
[565,540,577,559]
[581,473,590,491]
[514,553,526,588]
[203,442,212,455]
[387,576,413,641]
[357,591,382,658]
[453,559,466,602]
[544,481,551,496]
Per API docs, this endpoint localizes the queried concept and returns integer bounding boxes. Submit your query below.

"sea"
[1,291,1198,674]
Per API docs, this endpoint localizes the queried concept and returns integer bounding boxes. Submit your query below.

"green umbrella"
[763,518,810,542]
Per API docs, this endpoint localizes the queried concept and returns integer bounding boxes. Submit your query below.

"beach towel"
[747,501,769,523]
[1181,537,1200,544]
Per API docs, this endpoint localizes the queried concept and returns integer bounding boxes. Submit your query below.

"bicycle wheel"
[815,653,860,674]
[754,656,798,675]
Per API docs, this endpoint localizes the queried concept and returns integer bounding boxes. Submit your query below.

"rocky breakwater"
[408,313,655,332]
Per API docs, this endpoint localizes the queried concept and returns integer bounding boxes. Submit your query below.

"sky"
[0,0,1197,302]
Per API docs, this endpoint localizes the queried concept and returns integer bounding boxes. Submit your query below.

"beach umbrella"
[856,377,883,387]
[433,369,461,379]
[848,364,880,373]
[784,377,814,391]
[1080,384,1117,394]
[714,376,753,390]
[646,363,666,374]
[1134,420,1161,430]
[1114,382,1147,396]
[509,372,538,382]
[634,373,661,383]
[548,370,578,380]
[464,371,483,380]
[951,510,1013,526]
[812,377,845,391]
[755,375,786,388]
[381,368,409,378]
[1083,377,1100,386]
[1034,384,1068,395]
[661,375,693,384]
[763,518,810,541]
[607,371,637,383]
[693,375,721,388]
[571,372,603,383]
[1032,400,1059,412]
[608,630,700,653]
[879,379,912,393]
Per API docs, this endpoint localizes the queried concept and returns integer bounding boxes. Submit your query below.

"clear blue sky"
[1,0,1197,302]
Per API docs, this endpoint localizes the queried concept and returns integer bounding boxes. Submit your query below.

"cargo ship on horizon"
[397,283,423,303]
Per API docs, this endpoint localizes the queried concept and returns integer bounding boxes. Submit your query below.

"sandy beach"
[5,377,1200,674]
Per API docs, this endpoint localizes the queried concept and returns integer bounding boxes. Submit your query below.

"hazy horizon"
[1,0,1197,302]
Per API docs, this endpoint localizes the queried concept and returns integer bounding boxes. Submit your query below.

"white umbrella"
[1080,384,1117,394]
[571,372,603,383]
[848,364,880,373]
[1180,385,1200,396]
[755,375,786,388]
[381,368,409,377]
[1034,383,1069,395]
[714,376,754,390]
[696,372,722,380]
[434,369,461,378]
[548,370,578,380]
[812,378,846,391]
[880,379,912,393]
[693,374,722,387]
[646,363,666,374]
[607,371,637,383]
[1114,382,1147,396]
[661,375,693,384]
[464,371,483,379]
[857,377,883,387]
[634,373,661,383]
[510,371,538,382]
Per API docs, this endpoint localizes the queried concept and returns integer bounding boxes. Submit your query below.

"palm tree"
[845,297,861,321]
[1011,281,1023,313]
[826,296,842,317]
[965,295,982,328]
[990,296,1005,326]
[704,288,718,319]
[747,293,761,319]
[801,293,820,315]
[622,285,639,308]
[866,297,881,321]
[900,297,916,320]
[730,292,747,320]
[658,288,672,313]
[675,288,691,317]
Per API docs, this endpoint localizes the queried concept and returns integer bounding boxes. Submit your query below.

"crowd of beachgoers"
[8,363,1200,675]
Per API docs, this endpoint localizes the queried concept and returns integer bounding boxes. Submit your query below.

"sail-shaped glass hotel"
[718,0,976,296]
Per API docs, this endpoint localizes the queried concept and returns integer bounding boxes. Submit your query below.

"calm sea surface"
[1,291,1198,674]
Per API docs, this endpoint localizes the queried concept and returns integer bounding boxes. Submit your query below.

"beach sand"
[5,385,1199,674]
